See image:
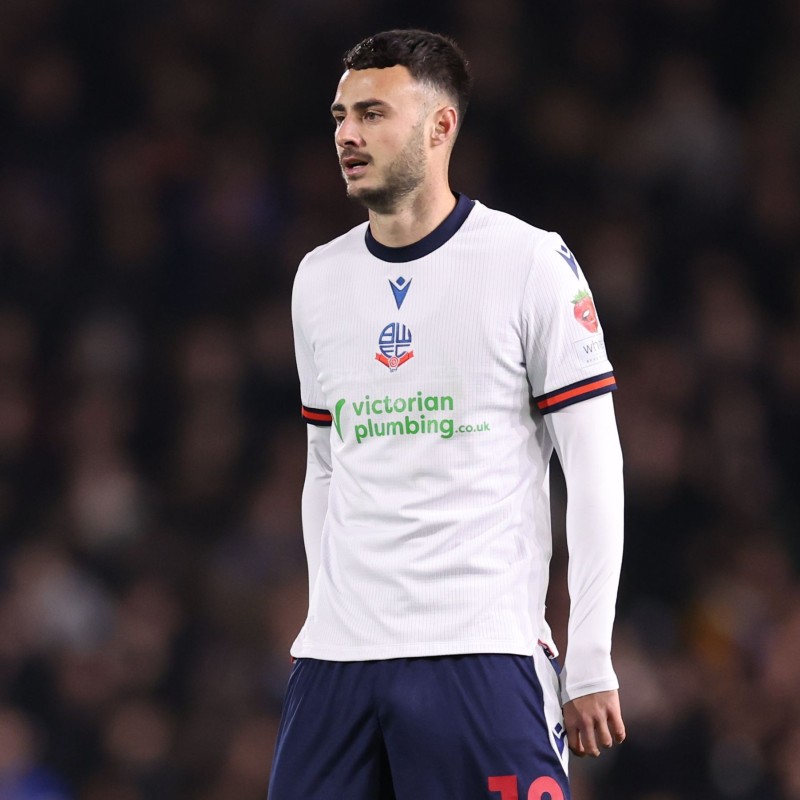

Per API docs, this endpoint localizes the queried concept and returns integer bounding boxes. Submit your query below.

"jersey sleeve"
[292,259,332,427]
[523,233,616,414]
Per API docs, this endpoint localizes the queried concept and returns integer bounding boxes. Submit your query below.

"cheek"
[373,124,417,153]
[373,132,401,152]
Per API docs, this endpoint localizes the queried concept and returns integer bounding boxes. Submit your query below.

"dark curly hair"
[343,29,472,128]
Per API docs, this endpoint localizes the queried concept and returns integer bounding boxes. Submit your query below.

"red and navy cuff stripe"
[534,371,617,415]
[301,404,332,427]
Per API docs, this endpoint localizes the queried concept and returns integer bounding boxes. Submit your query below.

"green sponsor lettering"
[333,398,346,441]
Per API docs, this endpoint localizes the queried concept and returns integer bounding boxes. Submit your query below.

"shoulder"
[466,204,588,294]
[296,222,370,278]
[464,201,561,261]
[292,222,368,323]
[461,202,577,288]
[469,201,551,242]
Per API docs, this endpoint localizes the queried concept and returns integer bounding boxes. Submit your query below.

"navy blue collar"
[365,193,475,263]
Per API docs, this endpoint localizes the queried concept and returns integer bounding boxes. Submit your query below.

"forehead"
[332,65,426,108]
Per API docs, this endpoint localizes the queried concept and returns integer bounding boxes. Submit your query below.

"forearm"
[301,424,332,599]
[545,393,624,704]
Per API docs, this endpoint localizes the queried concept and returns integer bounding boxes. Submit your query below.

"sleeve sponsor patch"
[574,334,608,369]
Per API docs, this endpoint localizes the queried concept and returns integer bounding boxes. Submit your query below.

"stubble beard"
[345,126,427,215]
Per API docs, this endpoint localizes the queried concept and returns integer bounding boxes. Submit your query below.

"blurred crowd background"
[0,0,799,798]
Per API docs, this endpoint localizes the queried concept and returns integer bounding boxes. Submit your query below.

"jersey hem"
[289,639,538,661]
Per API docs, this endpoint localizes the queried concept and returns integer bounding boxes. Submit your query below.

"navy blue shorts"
[268,651,569,800]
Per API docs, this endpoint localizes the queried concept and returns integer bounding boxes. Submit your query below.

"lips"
[340,153,370,178]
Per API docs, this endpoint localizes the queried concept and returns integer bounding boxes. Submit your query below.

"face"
[331,65,433,214]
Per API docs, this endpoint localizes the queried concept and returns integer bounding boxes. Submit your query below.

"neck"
[367,181,457,248]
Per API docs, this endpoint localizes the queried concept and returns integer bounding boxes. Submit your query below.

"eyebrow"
[330,99,388,115]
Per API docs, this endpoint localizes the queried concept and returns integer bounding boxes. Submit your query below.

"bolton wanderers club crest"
[376,322,414,372]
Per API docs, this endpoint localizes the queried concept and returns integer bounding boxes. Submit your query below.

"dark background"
[1,0,799,798]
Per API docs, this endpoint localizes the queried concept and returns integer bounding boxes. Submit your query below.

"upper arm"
[544,392,623,476]
[293,262,332,428]
[523,233,617,416]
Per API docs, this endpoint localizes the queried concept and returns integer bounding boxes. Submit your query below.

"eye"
[332,115,344,127]
[363,110,382,121]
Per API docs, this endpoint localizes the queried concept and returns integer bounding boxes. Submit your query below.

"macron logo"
[557,245,580,279]
[389,277,412,309]
[553,723,566,756]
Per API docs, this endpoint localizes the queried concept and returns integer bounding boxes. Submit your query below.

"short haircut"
[343,29,472,127]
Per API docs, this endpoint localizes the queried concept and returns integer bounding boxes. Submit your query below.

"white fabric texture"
[291,198,623,702]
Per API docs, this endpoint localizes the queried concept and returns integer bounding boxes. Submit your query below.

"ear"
[431,106,458,147]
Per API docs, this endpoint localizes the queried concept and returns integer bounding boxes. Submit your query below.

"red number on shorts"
[528,776,565,800]
[488,775,518,800]
[489,775,565,800]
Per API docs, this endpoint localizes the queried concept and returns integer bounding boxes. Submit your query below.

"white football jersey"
[291,194,616,664]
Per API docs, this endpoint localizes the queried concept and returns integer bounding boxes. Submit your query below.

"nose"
[335,115,364,148]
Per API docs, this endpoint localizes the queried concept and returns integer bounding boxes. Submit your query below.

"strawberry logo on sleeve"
[572,289,599,333]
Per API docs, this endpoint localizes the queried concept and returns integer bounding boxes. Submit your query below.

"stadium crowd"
[1,0,799,798]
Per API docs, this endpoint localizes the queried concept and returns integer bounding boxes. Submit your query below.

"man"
[270,29,625,800]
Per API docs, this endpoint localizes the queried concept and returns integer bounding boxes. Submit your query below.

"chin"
[345,181,367,197]
[348,178,406,213]
[346,184,382,210]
